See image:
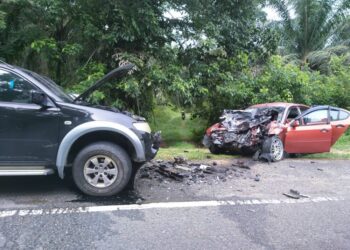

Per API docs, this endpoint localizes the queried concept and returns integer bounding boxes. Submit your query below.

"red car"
[203,103,350,161]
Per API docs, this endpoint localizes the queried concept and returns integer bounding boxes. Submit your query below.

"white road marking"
[0,196,345,218]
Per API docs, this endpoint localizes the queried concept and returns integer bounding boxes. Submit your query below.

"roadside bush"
[67,51,350,128]
[186,54,350,123]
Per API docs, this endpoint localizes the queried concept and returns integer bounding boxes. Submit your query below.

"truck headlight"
[133,122,151,133]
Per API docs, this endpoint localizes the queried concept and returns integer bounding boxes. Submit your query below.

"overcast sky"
[165,6,284,21]
[263,6,282,21]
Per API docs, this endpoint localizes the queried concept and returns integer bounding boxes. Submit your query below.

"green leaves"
[1,0,350,121]
[0,10,6,30]
[270,0,350,60]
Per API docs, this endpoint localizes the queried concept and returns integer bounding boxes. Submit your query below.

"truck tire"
[262,136,284,162]
[72,142,132,196]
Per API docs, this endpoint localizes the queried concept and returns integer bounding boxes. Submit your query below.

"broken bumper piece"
[143,131,162,160]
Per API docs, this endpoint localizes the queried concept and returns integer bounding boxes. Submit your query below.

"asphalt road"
[0,158,350,250]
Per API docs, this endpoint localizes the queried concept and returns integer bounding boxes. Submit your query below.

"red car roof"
[249,102,308,109]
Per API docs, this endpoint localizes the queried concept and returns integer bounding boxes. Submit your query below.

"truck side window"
[0,69,36,103]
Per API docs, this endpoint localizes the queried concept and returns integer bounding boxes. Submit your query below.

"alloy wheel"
[270,137,284,161]
[83,155,118,188]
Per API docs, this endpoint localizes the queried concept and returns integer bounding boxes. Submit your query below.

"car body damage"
[204,103,350,161]
[203,107,284,153]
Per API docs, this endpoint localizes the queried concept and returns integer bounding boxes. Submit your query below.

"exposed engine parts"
[203,107,283,152]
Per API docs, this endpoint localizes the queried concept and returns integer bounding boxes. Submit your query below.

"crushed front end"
[203,108,282,153]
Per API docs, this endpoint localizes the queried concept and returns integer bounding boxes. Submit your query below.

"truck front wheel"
[72,142,132,196]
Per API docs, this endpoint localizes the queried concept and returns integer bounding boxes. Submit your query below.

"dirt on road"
[0,157,349,209]
[132,157,350,204]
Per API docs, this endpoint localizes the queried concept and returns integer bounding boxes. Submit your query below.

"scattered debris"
[175,165,192,172]
[139,168,151,179]
[289,165,296,168]
[283,189,309,199]
[138,157,254,186]
[254,175,261,182]
[136,198,143,205]
[232,160,251,170]
[252,150,260,161]
[310,161,316,164]
[174,156,187,165]
[156,164,185,181]
[259,153,272,163]
[317,168,324,171]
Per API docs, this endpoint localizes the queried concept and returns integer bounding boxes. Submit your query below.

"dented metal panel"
[204,107,284,152]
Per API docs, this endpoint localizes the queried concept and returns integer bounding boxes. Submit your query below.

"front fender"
[56,121,146,178]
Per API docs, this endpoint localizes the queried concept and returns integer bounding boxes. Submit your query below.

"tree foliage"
[270,0,350,61]
[0,0,349,124]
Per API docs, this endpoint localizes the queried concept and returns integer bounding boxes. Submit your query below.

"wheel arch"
[56,121,145,178]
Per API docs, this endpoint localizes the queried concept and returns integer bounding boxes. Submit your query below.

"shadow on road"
[0,175,143,206]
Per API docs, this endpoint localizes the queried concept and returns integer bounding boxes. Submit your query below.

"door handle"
[320,129,329,133]
[336,124,345,128]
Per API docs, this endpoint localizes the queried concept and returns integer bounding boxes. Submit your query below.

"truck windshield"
[23,69,73,103]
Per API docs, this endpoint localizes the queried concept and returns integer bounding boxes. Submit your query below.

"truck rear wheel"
[72,142,132,196]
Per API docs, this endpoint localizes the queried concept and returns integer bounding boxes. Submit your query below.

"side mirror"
[30,90,46,106]
[291,120,300,127]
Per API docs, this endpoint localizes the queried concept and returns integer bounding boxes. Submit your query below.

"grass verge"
[150,105,235,160]
[156,134,350,161]
[149,105,207,145]
[155,142,235,161]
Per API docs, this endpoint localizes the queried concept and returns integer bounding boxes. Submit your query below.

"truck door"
[0,68,60,165]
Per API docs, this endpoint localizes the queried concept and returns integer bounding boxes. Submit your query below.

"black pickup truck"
[0,62,161,196]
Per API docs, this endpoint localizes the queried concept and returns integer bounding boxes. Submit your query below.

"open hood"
[73,63,135,103]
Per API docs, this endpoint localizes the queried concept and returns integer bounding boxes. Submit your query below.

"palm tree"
[270,0,350,62]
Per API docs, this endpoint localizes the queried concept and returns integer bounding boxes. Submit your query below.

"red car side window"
[339,111,350,120]
[301,109,328,125]
[330,109,339,121]
[330,109,350,121]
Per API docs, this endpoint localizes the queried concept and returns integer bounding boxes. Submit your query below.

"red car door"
[285,108,332,153]
[330,108,350,145]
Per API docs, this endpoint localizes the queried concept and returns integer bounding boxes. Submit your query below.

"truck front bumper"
[142,131,162,160]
